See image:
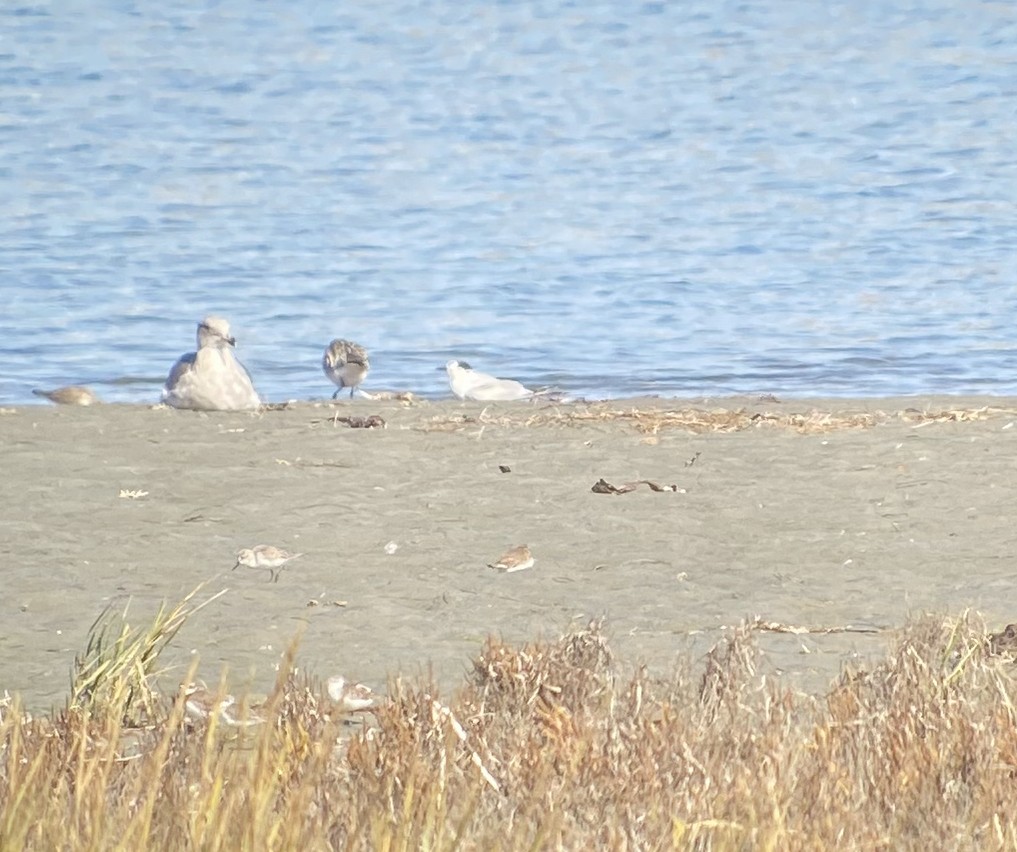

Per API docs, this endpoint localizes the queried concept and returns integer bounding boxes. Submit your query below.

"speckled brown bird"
[322,338,370,399]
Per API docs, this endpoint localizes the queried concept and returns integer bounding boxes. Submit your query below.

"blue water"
[2,0,1016,405]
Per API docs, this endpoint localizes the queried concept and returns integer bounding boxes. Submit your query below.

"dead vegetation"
[418,403,1017,435]
[3,602,1017,849]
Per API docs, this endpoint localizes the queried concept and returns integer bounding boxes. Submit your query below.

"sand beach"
[3,394,1017,710]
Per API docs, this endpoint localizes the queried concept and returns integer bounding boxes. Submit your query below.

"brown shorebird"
[323,339,370,399]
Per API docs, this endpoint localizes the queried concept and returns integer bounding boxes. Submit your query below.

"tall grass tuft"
[68,584,226,724]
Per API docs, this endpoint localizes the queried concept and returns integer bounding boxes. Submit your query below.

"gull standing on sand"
[323,339,370,399]
[233,545,303,582]
[445,360,535,401]
[162,316,261,411]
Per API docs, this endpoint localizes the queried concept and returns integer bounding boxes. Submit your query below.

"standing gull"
[162,316,261,411]
[445,360,535,401]
[322,339,370,399]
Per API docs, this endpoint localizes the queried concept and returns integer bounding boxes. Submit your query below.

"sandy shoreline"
[3,394,1017,710]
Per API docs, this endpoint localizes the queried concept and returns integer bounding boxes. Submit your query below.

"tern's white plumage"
[445,360,534,401]
[162,316,261,411]
[323,339,370,399]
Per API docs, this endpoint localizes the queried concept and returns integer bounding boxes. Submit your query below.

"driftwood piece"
[591,478,683,495]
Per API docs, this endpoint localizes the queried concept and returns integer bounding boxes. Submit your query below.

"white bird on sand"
[444,360,535,401]
[233,545,303,582]
[326,675,378,713]
[322,339,370,399]
[162,316,261,411]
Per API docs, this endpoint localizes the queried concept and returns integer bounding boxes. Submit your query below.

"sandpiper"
[444,360,534,401]
[32,386,100,406]
[323,339,370,399]
[162,316,261,411]
[181,683,236,723]
[233,545,303,582]
[326,675,377,713]
[181,683,263,727]
[488,544,535,573]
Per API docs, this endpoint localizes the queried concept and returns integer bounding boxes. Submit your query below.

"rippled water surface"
[2,0,1016,404]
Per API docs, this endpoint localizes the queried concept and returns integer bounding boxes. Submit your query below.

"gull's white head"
[197,316,235,349]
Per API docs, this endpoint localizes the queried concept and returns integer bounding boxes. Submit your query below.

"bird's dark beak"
[226,336,236,347]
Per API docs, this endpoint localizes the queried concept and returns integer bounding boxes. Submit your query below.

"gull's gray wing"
[162,352,198,407]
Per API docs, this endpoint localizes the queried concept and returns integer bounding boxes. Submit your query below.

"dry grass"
[417,403,1017,435]
[3,610,1017,850]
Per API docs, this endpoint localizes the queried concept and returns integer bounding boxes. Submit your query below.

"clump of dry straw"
[2,600,1017,849]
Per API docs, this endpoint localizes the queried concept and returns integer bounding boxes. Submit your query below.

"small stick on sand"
[748,617,884,636]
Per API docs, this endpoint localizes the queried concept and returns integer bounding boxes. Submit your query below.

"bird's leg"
[332,389,341,400]
[349,387,355,399]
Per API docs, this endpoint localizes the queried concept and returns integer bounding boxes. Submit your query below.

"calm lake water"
[2,0,1016,404]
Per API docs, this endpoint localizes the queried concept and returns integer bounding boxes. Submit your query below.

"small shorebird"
[989,624,1017,657]
[32,386,100,406]
[488,544,535,573]
[444,360,534,401]
[181,683,262,727]
[323,339,370,399]
[233,545,303,582]
[181,683,237,724]
[162,316,261,411]
[327,675,378,713]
